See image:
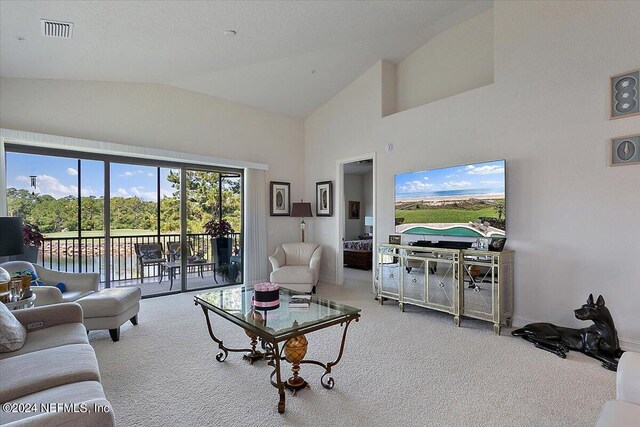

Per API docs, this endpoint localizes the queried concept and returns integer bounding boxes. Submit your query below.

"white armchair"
[0,261,99,306]
[596,351,640,426]
[269,243,322,294]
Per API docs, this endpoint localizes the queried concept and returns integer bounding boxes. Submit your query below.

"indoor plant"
[204,218,235,270]
[22,222,44,263]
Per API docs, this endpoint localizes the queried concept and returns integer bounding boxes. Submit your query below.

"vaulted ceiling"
[0,0,491,118]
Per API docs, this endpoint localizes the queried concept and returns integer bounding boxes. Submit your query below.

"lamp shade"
[291,202,313,218]
[364,216,374,226]
[0,217,24,257]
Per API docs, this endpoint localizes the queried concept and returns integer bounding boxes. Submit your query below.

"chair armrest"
[31,286,64,306]
[13,302,83,332]
[34,265,99,293]
[309,246,323,285]
[269,246,286,270]
[617,352,640,404]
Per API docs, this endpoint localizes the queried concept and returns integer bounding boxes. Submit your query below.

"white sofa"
[1,261,140,342]
[596,351,640,426]
[269,243,322,294]
[0,303,115,426]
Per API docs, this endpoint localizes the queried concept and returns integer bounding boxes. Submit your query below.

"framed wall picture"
[611,134,640,166]
[348,201,360,219]
[610,69,640,119]
[270,181,290,216]
[316,181,333,216]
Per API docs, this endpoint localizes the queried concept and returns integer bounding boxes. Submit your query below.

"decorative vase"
[284,321,309,391]
[20,245,39,263]
[212,237,233,269]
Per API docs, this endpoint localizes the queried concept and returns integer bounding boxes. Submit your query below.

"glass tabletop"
[194,286,360,340]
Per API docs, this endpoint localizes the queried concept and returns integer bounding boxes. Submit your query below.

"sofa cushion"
[62,291,95,302]
[0,303,27,353]
[281,243,319,266]
[270,266,313,284]
[596,400,640,427]
[0,323,88,361]
[0,343,100,402]
[0,381,111,425]
[77,287,141,319]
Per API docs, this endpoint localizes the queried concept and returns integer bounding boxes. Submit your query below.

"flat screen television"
[395,160,506,238]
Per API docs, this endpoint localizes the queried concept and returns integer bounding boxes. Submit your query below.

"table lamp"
[0,217,24,282]
[364,216,374,236]
[291,201,313,242]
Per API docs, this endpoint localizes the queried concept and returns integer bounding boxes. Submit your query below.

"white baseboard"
[319,275,337,285]
[512,316,640,352]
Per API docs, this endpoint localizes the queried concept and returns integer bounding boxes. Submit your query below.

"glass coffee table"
[194,286,361,413]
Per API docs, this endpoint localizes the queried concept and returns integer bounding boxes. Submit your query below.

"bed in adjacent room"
[343,238,373,270]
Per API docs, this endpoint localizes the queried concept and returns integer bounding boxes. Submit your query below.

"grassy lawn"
[396,207,501,224]
[44,229,162,238]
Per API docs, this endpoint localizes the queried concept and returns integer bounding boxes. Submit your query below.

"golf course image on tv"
[395,160,506,238]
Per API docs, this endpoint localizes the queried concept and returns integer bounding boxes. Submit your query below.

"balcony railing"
[37,233,242,283]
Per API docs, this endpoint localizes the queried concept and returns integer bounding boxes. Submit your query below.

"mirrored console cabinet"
[376,244,514,334]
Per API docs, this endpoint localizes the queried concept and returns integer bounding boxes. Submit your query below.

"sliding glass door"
[4,145,243,298]
[184,169,243,291]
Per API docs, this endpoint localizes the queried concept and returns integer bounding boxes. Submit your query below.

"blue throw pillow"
[55,283,66,293]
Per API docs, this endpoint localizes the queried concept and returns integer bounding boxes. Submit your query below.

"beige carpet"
[89,271,614,426]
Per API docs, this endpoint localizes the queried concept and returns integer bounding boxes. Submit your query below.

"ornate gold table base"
[199,304,359,414]
[283,322,310,395]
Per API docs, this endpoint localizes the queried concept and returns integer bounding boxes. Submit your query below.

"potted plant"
[204,218,235,271]
[22,222,44,263]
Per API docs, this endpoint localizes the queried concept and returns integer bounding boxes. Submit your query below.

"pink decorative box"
[254,282,280,311]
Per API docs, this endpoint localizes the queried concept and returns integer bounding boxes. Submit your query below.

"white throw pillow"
[0,302,27,352]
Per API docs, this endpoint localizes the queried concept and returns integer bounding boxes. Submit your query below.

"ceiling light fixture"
[224,30,237,37]
[16,36,25,41]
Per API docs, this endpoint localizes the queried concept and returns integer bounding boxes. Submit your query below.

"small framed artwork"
[611,134,640,166]
[348,201,360,219]
[388,234,401,245]
[610,69,639,119]
[270,181,290,216]
[316,181,333,217]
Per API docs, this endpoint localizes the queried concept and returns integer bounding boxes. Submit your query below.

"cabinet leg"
[399,303,404,312]
[493,323,501,335]
[454,316,460,327]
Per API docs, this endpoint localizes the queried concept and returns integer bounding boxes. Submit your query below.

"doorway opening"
[337,154,375,290]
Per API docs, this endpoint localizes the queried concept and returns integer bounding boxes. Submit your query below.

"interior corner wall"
[396,7,494,113]
[0,78,305,257]
[305,0,640,348]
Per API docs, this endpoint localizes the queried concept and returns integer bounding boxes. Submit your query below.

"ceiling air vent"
[41,19,73,39]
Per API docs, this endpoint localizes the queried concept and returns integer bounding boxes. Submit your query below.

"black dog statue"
[512,294,623,371]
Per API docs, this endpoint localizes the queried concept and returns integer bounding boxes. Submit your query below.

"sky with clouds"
[395,160,505,199]
[6,152,176,201]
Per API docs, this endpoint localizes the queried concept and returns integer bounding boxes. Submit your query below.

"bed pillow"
[0,303,27,353]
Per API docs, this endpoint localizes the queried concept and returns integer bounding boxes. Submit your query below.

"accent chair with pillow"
[0,261,141,342]
[269,243,322,294]
[1,261,99,306]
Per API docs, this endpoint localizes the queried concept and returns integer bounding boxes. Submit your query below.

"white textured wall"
[396,8,494,113]
[363,170,373,218]
[305,1,640,348]
[0,79,305,257]
[344,173,364,240]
